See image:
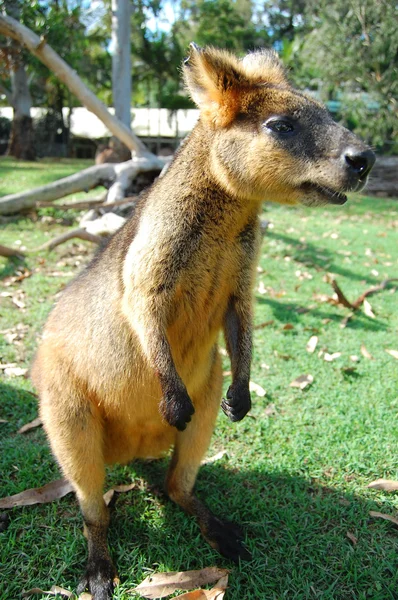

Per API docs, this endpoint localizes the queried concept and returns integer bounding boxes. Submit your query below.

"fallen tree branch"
[325,274,398,312]
[30,228,102,252]
[0,243,25,259]
[0,163,115,214]
[0,158,161,215]
[352,278,398,309]
[0,14,159,159]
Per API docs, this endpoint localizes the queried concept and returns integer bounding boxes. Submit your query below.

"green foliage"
[290,0,397,151]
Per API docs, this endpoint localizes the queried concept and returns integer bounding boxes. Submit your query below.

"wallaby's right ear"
[183,43,245,128]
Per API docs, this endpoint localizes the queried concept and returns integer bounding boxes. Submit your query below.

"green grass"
[1,158,398,599]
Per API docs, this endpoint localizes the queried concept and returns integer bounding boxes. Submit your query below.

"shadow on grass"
[256,296,388,332]
[0,255,27,281]
[2,381,397,599]
[266,230,382,286]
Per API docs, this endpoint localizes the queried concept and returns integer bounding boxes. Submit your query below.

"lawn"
[1,157,398,599]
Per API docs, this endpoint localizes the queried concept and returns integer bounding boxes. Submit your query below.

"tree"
[0,0,35,159]
[292,0,398,150]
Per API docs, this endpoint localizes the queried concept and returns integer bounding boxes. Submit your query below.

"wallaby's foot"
[203,514,252,563]
[221,383,251,422]
[160,387,195,431]
[77,557,118,600]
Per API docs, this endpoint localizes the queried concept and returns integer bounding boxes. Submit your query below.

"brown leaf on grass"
[0,478,73,509]
[264,403,277,417]
[346,532,358,545]
[363,299,375,318]
[202,450,227,465]
[103,482,138,506]
[282,323,294,330]
[385,349,398,360]
[306,336,318,353]
[290,374,314,390]
[18,417,42,434]
[360,345,374,360]
[274,351,293,361]
[21,585,74,598]
[132,567,229,599]
[3,269,32,287]
[175,576,228,600]
[368,479,398,492]
[254,320,274,330]
[249,381,266,397]
[369,511,398,527]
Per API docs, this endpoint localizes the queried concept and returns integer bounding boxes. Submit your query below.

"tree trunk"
[112,0,132,129]
[5,1,35,160]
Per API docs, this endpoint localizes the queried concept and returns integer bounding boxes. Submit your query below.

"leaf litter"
[368,479,398,492]
[290,374,314,390]
[18,417,42,434]
[131,567,229,599]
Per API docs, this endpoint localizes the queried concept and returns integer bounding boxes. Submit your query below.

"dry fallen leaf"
[282,323,295,330]
[0,478,73,509]
[175,576,228,600]
[360,345,374,360]
[346,532,358,545]
[368,479,398,492]
[264,403,277,417]
[21,585,73,598]
[202,450,227,465]
[369,511,398,527]
[249,381,266,397]
[132,567,229,599]
[254,320,274,330]
[385,349,398,360]
[324,352,342,362]
[306,336,318,353]
[363,299,376,318]
[103,482,137,506]
[289,374,314,390]
[18,417,42,434]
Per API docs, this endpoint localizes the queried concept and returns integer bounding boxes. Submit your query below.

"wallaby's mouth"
[300,182,348,205]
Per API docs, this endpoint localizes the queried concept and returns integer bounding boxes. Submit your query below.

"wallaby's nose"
[344,148,375,179]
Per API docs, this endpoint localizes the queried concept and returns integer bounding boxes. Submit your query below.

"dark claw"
[205,515,252,563]
[161,387,195,431]
[77,557,117,600]
[221,383,251,422]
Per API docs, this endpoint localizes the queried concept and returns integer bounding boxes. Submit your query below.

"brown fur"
[32,45,374,599]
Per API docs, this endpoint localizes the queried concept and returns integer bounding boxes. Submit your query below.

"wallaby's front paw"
[160,387,195,431]
[221,383,251,422]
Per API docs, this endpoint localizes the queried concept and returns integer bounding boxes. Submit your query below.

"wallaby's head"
[184,44,375,206]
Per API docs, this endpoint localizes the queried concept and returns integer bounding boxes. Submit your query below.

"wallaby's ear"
[183,44,289,127]
[241,49,287,86]
[183,43,246,127]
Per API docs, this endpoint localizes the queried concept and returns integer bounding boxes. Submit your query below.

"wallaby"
[32,44,375,599]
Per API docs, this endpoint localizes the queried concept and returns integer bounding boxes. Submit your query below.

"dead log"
[0,158,162,215]
[0,243,25,259]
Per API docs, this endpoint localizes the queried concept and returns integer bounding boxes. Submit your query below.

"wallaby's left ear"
[183,43,246,127]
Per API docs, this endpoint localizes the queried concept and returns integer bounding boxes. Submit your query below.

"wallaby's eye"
[265,119,295,134]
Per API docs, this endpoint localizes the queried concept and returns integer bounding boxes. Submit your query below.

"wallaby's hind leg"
[40,389,116,600]
[166,352,251,562]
